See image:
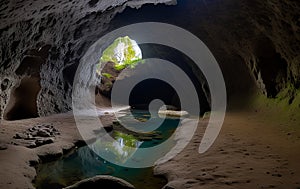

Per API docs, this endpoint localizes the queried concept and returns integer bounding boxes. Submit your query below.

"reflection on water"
[113,132,142,158]
[34,110,180,189]
[91,131,142,164]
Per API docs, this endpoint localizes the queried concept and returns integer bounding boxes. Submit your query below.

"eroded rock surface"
[1,0,300,119]
[97,61,121,97]
[0,0,176,120]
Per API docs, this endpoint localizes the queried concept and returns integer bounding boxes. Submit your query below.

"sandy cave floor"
[155,110,300,189]
[0,109,300,189]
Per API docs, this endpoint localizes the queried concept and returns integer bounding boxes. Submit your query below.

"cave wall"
[0,0,299,119]
[228,0,300,98]
[0,0,176,119]
[169,0,300,101]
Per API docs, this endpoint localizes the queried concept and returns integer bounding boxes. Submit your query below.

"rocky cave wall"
[0,0,176,120]
[227,0,300,98]
[0,0,300,120]
[171,0,300,101]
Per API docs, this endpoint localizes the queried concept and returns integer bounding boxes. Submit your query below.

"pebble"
[0,143,8,150]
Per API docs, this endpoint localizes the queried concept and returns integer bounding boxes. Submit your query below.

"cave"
[1,0,300,189]
[3,77,40,120]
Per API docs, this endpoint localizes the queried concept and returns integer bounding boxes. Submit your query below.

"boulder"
[36,144,63,162]
[35,138,54,147]
[64,175,135,189]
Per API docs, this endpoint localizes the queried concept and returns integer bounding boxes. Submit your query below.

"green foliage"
[114,131,139,148]
[100,36,142,71]
[105,82,113,88]
[102,72,113,79]
[114,59,145,71]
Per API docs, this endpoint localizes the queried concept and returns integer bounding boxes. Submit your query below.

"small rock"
[45,124,52,128]
[27,142,37,148]
[37,130,51,137]
[10,141,18,145]
[24,134,35,140]
[44,128,51,133]
[35,138,54,147]
[31,131,38,137]
[271,173,282,177]
[14,134,21,139]
[0,143,8,150]
[28,128,35,132]
[14,133,27,139]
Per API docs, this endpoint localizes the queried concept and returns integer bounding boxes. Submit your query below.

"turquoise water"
[34,110,180,189]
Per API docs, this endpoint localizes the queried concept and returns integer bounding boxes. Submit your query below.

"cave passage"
[128,78,180,110]
[95,39,211,115]
[111,44,210,115]
[3,77,40,120]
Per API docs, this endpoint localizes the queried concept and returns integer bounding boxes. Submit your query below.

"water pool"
[34,110,181,189]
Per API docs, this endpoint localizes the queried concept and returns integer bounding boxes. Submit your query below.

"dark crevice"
[4,77,41,120]
[88,0,99,7]
[254,37,288,97]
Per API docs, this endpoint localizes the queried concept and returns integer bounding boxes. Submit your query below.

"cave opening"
[94,37,210,115]
[94,36,144,104]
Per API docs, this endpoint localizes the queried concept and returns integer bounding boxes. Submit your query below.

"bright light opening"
[96,36,142,75]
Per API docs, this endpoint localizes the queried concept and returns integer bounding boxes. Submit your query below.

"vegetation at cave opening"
[97,36,143,73]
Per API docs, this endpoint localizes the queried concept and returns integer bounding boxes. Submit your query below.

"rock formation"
[1,1,300,189]
[12,123,60,148]
[0,0,176,120]
[0,0,299,119]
